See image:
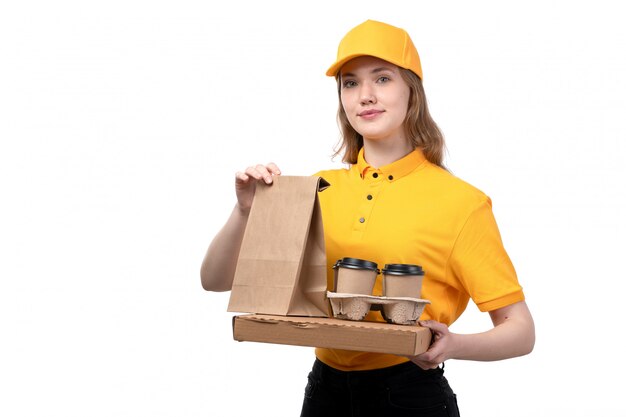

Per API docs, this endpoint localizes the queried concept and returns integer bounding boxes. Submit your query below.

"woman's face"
[339,56,410,144]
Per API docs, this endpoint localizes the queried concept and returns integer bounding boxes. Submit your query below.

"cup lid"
[382,263,424,276]
[333,257,379,272]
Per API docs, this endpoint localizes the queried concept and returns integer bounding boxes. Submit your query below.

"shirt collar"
[355,147,427,180]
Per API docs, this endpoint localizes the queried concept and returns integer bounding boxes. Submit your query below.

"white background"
[1,1,625,416]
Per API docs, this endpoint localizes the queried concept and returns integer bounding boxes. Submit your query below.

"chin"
[357,128,387,140]
[361,133,391,141]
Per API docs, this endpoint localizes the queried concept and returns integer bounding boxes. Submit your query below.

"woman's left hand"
[407,301,535,368]
[408,320,458,369]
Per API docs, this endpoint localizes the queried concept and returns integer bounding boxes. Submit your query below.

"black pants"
[300,359,460,417]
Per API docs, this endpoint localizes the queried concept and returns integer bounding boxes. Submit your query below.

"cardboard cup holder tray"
[327,291,431,325]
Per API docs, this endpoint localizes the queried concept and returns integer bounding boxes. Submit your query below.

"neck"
[362,138,413,168]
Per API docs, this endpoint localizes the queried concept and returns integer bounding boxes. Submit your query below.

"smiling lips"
[358,109,384,119]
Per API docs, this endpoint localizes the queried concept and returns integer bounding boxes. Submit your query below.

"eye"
[377,76,391,83]
[342,80,357,88]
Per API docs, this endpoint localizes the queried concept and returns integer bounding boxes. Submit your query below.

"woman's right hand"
[234,163,281,213]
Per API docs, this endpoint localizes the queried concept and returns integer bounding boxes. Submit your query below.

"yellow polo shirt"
[314,148,524,371]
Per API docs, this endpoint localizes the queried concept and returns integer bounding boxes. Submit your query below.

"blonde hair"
[333,68,447,169]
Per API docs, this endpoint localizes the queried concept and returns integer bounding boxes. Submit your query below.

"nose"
[359,83,376,105]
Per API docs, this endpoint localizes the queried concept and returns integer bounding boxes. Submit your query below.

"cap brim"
[325,53,412,78]
[325,54,368,77]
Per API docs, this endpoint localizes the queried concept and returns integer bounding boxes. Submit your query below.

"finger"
[254,164,275,184]
[235,171,249,184]
[243,166,266,182]
[418,320,447,335]
[266,162,282,176]
[410,359,431,370]
[409,356,438,370]
[418,320,439,342]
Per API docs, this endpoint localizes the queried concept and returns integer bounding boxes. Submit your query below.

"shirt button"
[359,217,365,223]
[367,194,373,200]
[372,173,378,178]
[388,175,394,180]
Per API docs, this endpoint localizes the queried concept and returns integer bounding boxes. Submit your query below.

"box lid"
[232,314,432,356]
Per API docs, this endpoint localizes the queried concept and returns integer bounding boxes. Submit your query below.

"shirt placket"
[351,169,384,239]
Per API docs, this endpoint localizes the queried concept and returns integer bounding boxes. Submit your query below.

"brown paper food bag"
[227,176,331,317]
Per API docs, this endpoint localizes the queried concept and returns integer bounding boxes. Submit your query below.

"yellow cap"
[326,20,423,79]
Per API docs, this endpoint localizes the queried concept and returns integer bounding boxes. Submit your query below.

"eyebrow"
[341,66,396,78]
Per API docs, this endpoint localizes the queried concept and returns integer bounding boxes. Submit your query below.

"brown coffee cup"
[332,257,379,295]
[382,263,425,298]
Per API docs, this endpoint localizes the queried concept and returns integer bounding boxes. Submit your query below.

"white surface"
[1,1,624,416]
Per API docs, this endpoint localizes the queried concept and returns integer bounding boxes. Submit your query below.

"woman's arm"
[200,204,250,292]
[200,163,281,292]
[409,300,535,369]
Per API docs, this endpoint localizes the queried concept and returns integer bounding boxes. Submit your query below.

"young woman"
[201,20,535,417]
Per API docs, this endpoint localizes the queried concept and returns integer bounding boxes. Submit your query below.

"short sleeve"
[448,198,525,312]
